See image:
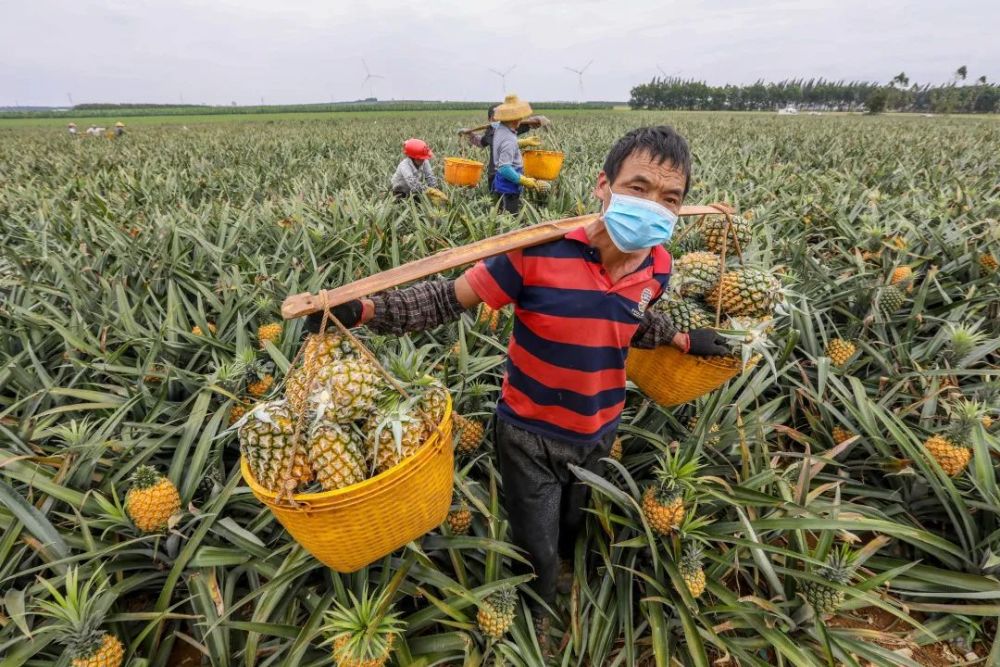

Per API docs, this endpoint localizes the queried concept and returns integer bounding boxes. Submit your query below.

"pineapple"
[879,285,906,314]
[322,588,403,667]
[418,383,450,424]
[284,365,310,414]
[367,399,428,473]
[478,303,502,332]
[238,400,313,492]
[826,338,856,367]
[446,502,473,534]
[983,415,994,431]
[309,358,383,423]
[923,401,981,477]
[454,414,485,454]
[642,452,699,535]
[890,266,913,288]
[228,402,248,426]
[308,422,367,491]
[257,322,283,348]
[477,587,518,639]
[802,549,853,616]
[34,567,125,667]
[680,544,706,598]
[674,251,722,297]
[247,374,274,398]
[192,322,216,336]
[302,332,357,374]
[979,253,998,273]
[832,426,853,444]
[687,416,720,446]
[653,294,714,332]
[125,465,181,533]
[705,268,781,318]
[701,215,751,254]
[609,437,623,462]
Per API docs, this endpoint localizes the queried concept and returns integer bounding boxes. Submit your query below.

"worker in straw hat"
[390,138,448,204]
[489,94,550,214]
[461,104,550,197]
[307,125,730,653]
[114,121,126,138]
[67,122,77,135]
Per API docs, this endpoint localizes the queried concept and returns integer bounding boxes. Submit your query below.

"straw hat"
[115,121,125,127]
[493,94,533,122]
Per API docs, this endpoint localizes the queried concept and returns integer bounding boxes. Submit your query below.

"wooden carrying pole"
[282,204,733,320]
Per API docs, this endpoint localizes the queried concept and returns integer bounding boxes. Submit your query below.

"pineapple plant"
[33,567,125,667]
[680,543,706,598]
[247,373,274,398]
[878,284,907,314]
[701,215,751,254]
[446,501,473,534]
[322,588,404,667]
[687,416,720,446]
[307,422,367,491]
[609,437,623,461]
[477,587,518,639]
[802,548,854,616]
[653,293,715,332]
[705,268,781,318]
[454,414,485,454]
[642,452,699,536]
[125,465,181,533]
[922,401,982,477]
[257,321,283,348]
[477,303,502,332]
[890,265,913,289]
[309,358,384,423]
[825,338,856,367]
[237,400,313,492]
[674,251,722,297]
[832,425,853,444]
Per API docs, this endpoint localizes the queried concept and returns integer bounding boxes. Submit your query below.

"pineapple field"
[1,110,999,666]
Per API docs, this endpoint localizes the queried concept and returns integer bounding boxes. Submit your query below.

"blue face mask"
[602,191,678,252]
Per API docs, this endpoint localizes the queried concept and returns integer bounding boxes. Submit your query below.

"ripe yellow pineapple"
[302,332,357,374]
[34,567,125,667]
[680,544,706,598]
[609,437,623,462]
[446,502,473,534]
[125,465,181,533]
[826,338,856,367]
[477,587,517,639]
[642,486,685,535]
[322,588,403,667]
[832,426,853,444]
[979,253,998,273]
[228,403,248,426]
[984,415,995,430]
[192,322,216,336]
[247,374,274,398]
[309,359,383,423]
[923,435,971,476]
[307,423,367,491]
[705,268,781,318]
[284,365,310,413]
[701,215,751,254]
[367,401,428,473]
[477,304,502,332]
[418,383,450,424]
[238,400,313,492]
[454,414,485,454]
[257,322,283,348]
[890,266,913,288]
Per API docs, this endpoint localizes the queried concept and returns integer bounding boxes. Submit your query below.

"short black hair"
[603,126,691,196]
[488,103,500,121]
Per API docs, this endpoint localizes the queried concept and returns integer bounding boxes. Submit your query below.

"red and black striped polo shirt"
[465,227,672,444]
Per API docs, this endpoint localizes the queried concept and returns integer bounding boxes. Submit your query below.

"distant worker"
[114,121,125,137]
[485,94,549,214]
[86,125,99,136]
[67,122,77,135]
[390,138,448,204]
[461,104,550,194]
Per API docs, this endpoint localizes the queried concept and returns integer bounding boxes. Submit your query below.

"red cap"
[403,138,433,160]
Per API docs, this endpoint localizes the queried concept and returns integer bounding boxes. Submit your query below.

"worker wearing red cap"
[391,138,448,203]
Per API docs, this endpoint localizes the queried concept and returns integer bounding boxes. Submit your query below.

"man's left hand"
[682,329,731,356]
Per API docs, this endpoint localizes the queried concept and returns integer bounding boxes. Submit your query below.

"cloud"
[1,0,997,105]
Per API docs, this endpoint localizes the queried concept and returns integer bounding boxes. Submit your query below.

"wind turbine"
[564,60,593,102]
[489,65,516,95]
[361,59,385,99]
[657,65,682,81]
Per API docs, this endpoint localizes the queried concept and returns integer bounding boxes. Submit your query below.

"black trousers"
[495,418,615,612]
[495,192,522,214]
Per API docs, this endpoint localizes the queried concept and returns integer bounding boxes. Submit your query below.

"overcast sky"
[3,0,997,106]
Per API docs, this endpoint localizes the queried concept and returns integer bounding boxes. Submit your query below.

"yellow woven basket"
[626,346,749,407]
[522,150,565,180]
[443,157,484,187]
[240,394,454,572]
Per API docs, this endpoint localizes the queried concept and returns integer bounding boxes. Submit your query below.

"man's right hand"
[304,300,364,334]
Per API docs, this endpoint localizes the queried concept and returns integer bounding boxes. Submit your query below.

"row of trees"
[629,69,998,113]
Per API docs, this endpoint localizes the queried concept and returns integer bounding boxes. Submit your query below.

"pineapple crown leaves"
[128,464,163,490]
[814,543,858,584]
[33,566,116,656]
[321,588,404,661]
[651,446,702,499]
[480,586,518,615]
[945,321,988,363]
[946,399,986,443]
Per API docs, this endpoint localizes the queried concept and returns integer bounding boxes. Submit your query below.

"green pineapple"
[674,251,722,297]
[237,400,313,492]
[653,294,715,332]
[879,284,906,313]
[802,548,854,616]
[701,215,752,254]
[705,268,781,318]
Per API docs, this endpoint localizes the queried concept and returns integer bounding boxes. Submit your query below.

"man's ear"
[593,171,610,205]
